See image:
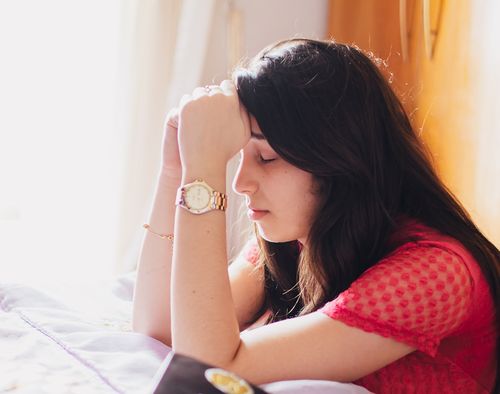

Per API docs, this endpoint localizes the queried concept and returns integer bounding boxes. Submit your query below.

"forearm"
[171,169,240,367]
[132,171,181,345]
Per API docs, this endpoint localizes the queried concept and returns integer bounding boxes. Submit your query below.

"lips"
[248,206,266,211]
[247,208,269,221]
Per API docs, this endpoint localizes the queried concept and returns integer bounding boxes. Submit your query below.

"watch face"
[185,184,211,210]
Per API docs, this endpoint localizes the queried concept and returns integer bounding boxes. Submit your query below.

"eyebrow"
[251,130,267,140]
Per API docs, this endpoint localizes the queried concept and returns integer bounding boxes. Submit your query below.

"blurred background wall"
[328,0,499,247]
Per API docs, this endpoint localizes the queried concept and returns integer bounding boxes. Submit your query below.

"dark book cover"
[152,351,270,394]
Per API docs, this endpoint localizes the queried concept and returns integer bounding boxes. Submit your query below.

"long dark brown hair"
[233,38,499,385]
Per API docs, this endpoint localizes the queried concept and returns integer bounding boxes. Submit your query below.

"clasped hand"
[161,80,251,179]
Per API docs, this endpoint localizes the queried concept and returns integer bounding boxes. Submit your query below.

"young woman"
[132,38,499,393]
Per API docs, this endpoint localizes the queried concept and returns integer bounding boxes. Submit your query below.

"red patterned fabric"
[320,219,496,393]
[322,244,473,356]
[243,239,260,266]
[243,219,497,393]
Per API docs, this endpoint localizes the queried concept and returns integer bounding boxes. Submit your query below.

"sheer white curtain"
[117,0,244,271]
[114,0,251,274]
[0,0,250,283]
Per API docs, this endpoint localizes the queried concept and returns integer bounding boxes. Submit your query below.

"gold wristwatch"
[175,179,227,214]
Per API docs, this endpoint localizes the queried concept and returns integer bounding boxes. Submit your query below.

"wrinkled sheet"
[0,272,371,394]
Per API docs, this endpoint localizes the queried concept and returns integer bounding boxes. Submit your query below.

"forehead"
[250,116,266,140]
[250,116,261,132]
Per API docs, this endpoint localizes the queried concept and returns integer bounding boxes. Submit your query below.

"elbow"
[215,337,244,372]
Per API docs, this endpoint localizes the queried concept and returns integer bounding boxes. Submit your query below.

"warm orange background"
[328,0,499,246]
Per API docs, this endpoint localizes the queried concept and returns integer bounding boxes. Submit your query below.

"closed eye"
[259,155,276,163]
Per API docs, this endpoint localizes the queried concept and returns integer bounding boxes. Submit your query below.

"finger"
[192,86,207,99]
[206,84,224,96]
[220,79,235,96]
[193,85,223,98]
[165,107,179,128]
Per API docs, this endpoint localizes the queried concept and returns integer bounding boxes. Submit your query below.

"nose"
[232,150,258,197]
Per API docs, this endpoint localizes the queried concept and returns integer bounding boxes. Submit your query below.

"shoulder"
[336,242,473,314]
[320,241,474,355]
[387,216,485,285]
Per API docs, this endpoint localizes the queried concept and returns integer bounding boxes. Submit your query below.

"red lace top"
[243,218,497,393]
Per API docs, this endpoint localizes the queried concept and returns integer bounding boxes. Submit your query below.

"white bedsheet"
[0,272,371,394]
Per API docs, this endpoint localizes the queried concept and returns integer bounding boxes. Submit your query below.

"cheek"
[302,192,320,224]
[275,171,319,223]
[291,189,318,223]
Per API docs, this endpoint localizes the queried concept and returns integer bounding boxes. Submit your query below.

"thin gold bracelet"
[143,224,174,241]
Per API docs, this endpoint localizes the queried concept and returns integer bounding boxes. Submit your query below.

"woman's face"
[232,116,320,245]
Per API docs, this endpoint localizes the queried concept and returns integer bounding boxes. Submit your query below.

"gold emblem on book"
[204,368,254,394]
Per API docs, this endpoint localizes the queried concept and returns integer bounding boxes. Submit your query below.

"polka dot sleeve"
[319,245,474,356]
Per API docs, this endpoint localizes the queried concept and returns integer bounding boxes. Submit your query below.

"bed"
[0,272,371,393]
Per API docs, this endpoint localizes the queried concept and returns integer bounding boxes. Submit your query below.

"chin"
[256,224,297,243]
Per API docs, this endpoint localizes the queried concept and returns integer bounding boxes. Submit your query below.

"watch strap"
[212,190,227,211]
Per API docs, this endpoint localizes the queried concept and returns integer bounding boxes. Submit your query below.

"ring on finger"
[204,84,220,93]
